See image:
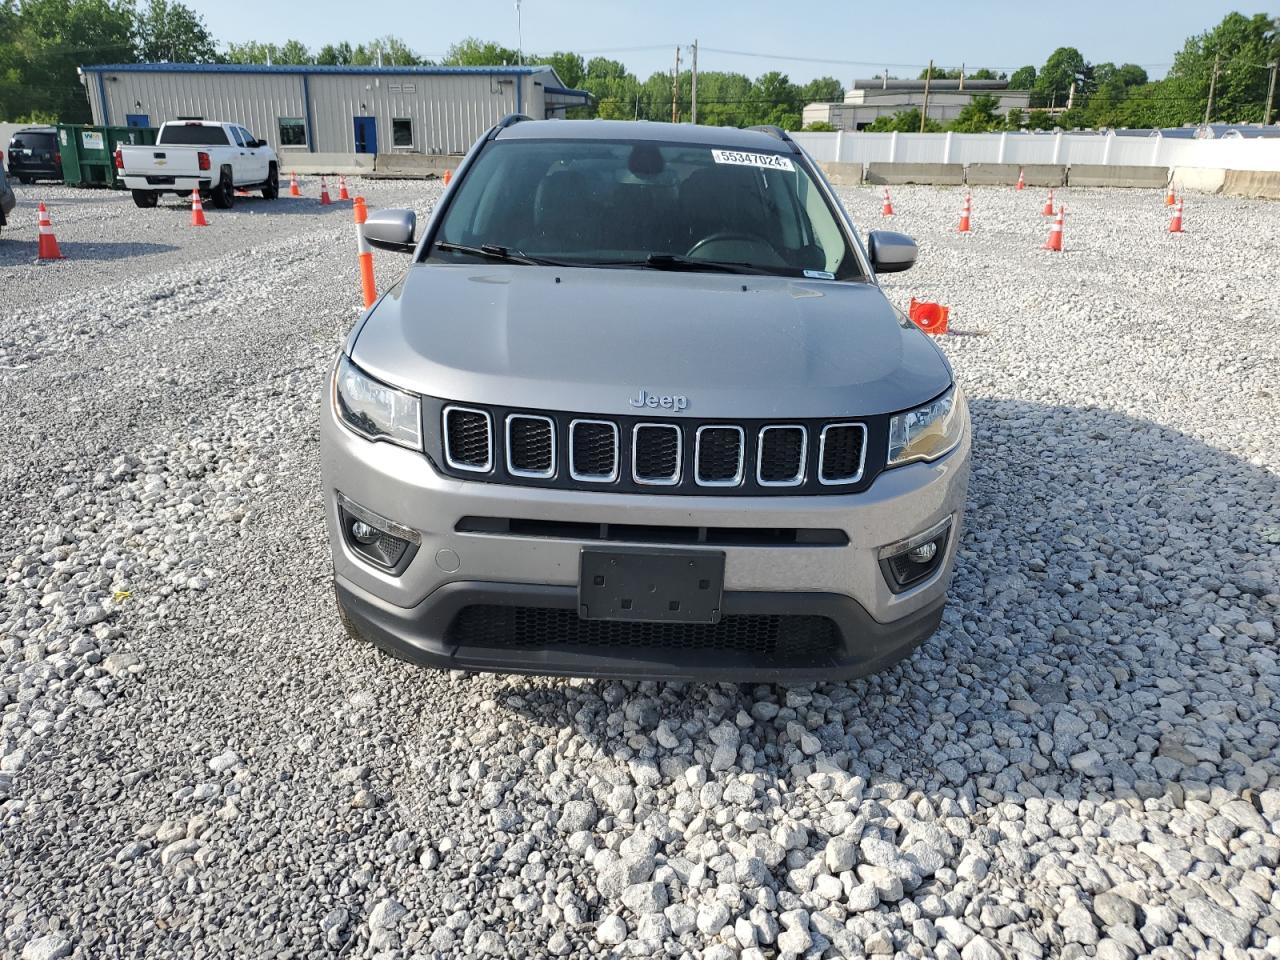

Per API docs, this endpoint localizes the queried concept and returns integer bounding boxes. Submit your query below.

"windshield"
[429,138,862,279]
[158,125,230,146]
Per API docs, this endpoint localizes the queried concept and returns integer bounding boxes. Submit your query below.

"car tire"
[210,169,234,209]
[261,163,279,200]
[131,189,158,208]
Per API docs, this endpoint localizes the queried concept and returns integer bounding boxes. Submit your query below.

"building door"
[126,113,150,128]
[353,117,377,154]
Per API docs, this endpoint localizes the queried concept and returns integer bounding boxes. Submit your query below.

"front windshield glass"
[429,138,863,280]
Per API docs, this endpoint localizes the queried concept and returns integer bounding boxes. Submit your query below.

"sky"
[201,0,1257,82]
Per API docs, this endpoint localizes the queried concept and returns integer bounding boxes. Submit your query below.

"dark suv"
[6,127,62,184]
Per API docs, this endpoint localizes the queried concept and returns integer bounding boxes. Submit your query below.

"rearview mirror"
[866,230,917,273]
[363,208,417,253]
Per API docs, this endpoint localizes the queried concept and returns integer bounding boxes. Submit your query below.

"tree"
[1034,47,1087,107]
[317,42,354,65]
[866,109,942,133]
[442,37,520,66]
[802,121,837,131]
[1165,11,1277,123]
[1009,65,1036,89]
[133,0,216,62]
[225,40,309,64]
[1002,107,1025,130]
[969,67,1000,80]
[800,76,843,103]
[2,0,137,122]
[540,51,584,88]
[948,94,1001,132]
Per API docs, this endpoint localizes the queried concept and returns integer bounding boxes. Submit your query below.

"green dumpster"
[57,124,157,188]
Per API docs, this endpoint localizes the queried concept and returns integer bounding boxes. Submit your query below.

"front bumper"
[321,393,970,681]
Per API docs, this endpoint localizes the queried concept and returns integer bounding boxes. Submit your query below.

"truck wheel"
[261,163,279,200]
[131,190,158,208]
[210,169,234,209]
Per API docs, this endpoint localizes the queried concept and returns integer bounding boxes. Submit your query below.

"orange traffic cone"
[908,298,949,335]
[957,193,972,233]
[442,169,453,186]
[320,176,331,205]
[36,202,64,260]
[338,176,350,201]
[1165,182,1176,206]
[1042,205,1064,251]
[1168,198,1184,233]
[289,171,301,197]
[881,188,894,216]
[1042,189,1055,216]
[1016,168,1025,191]
[190,188,208,227]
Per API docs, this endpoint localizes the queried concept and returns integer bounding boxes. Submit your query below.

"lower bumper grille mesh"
[447,605,840,657]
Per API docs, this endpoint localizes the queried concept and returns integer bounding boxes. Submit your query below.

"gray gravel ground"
[1,177,1278,960]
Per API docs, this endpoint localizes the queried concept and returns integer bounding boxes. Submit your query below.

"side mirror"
[866,230,917,273]
[363,208,417,253]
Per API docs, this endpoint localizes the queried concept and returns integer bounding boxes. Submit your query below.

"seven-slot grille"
[443,406,491,471]
[570,420,619,481]
[632,424,682,485]
[437,407,876,494]
[506,414,555,478]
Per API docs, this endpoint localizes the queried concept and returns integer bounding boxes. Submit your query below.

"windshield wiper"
[434,242,556,266]
[640,254,765,275]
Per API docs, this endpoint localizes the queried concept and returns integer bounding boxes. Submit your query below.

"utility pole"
[691,40,699,125]
[672,46,681,123]
[920,60,933,132]
[959,63,965,91]
[1264,61,1278,127]
[1204,52,1221,125]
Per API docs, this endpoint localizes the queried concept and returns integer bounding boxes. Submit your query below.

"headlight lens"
[887,385,965,467]
[334,355,422,450]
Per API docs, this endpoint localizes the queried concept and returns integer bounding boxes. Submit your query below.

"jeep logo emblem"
[629,389,688,412]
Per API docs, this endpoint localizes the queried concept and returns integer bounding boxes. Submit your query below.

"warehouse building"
[78,62,592,156]
[804,78,1032,131]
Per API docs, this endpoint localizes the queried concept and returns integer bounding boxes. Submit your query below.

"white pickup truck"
[116,120,280,209]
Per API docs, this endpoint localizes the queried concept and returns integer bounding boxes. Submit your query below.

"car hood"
[350,264,952,419]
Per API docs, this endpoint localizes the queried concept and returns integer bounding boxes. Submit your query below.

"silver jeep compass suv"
[322,118,970,682]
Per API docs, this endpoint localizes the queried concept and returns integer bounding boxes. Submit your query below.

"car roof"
[14,126,57,135]
[494,119,795,152]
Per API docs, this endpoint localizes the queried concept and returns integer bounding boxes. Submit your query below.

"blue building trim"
[82,62,556,78]
[542,85,594,100]
[97,71,109,125]
[516,75,522,115]
[301,73,315,153]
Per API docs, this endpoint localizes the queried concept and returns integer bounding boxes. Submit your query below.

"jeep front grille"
[695,426,745,486]
[633,424,681,485]
[506,414,554,478]
[426,400,881,495]
[570,419,619,481]
[443,406,491,471]
[819,423,867,485]
[757,425,807,486]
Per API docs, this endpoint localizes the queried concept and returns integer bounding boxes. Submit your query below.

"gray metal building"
[78,63,591,156]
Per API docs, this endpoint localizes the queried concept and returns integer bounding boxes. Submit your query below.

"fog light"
[350,520,380,544]
[336,492,420,571]
[907,542,937,564]
[878,517,952,593]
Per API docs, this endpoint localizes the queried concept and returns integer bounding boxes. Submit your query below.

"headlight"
[334,355,422,450]
[887,385,965,467]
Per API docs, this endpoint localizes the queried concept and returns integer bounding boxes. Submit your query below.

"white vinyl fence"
[791,130,1280,171]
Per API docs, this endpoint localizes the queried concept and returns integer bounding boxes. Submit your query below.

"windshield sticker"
[803,269,835,280]
[711,149,794,172]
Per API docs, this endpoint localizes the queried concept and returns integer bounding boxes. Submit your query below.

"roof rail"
[487,113,533,140]
[745,124,800,152]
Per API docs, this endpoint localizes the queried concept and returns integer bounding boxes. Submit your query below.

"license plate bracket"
[579,547,725,624]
